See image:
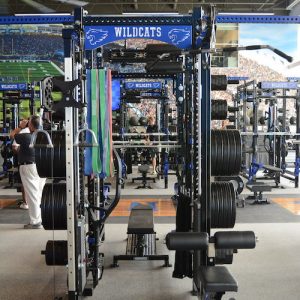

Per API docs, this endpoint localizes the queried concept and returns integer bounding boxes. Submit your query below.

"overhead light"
[287,0,300,10]
[15,13,71,16]
[54,0,89,6]
[220,12,274,15]
[122,12,180,16]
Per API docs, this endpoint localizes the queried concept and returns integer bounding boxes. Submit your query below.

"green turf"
[0,61,63,83]
[0,61,64,124]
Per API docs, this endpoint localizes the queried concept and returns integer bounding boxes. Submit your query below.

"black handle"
[273,48,293,63]
[244,45,263,51]
[221,45,293,63]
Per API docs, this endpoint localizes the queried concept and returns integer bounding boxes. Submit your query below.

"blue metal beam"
[0,15,74,25]
[83,16,193,26]
[217,14,300,24]
[1,13,300,25]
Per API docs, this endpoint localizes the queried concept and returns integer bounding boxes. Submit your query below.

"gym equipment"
[132,165,156,189]
[112,204,171,267]
[145,61,184,74]
[6,7,291,299]
[211,182,236,228]
[41,183,66,230]
[211,130,242,176]
[41,240,68,266]
[246,182,272,204]
[211,75,227,91]
[215,176,244,195]
[211,100,227,120]
[235,79,300,188]
[35,131,65,178]
[139,116,148,126]
[129,116,139,126]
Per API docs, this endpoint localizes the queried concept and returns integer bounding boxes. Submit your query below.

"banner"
[85,25,192,50]
[124,81,162,90]
[0,83,27,91]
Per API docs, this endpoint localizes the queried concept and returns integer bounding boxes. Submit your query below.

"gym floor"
[0,174,300,300]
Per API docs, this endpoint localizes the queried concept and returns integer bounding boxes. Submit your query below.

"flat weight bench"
[246,182,273,204]
[263,164,282,187]
[198,266,238,300]
[132,165,156,189]
[112,204,171,267]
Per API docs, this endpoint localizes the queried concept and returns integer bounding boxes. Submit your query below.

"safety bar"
[29,129,54,148]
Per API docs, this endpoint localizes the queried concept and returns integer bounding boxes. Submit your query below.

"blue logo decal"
[85,25,192,50]
[86,28,108,46]
[168,28,190,45]
[124,81,162,90]
[0,83,27,91]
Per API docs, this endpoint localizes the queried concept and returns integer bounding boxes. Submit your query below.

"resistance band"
[84,70,93,175]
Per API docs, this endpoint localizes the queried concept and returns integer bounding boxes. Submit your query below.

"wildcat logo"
[86,29,108,46]
[168,29,190,45]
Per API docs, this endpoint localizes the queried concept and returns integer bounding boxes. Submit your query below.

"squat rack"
[1,8,300,300]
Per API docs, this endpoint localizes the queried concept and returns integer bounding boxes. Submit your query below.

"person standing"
[10,116,46,229]
[146,116,158,175]
[11,119,30,210]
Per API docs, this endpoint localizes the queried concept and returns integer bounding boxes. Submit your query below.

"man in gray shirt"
[10,116,46,229]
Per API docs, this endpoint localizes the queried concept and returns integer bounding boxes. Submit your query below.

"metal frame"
[236,79,300,188]
[1,7,300,300]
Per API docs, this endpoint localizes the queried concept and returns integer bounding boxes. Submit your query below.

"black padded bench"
[198,266,238,300]
[132,165,156,189]
[263,164,282,173]
[263,164,282,187]
[246,182,272,204]
[112,204,170,267]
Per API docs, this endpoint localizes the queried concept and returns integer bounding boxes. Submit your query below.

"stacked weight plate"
[211,100,228,120]
[35,131,65,178]
[41,183,67,230]
[210,129,242,264]
[210,128,242,229]
[211,181,236,228]
[41,183,67,265]
[211,130,242,176]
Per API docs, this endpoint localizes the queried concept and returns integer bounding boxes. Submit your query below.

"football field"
[0,60,63,83]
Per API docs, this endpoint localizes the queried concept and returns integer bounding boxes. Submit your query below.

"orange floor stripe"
[0,199,17,209]
[272,198,300,215]
[111,199,176,217]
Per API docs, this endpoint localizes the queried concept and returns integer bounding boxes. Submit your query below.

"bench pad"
[199,266,238,293]
[127,204,154,234]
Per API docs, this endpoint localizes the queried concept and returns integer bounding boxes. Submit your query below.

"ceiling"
[0,0,297,16]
